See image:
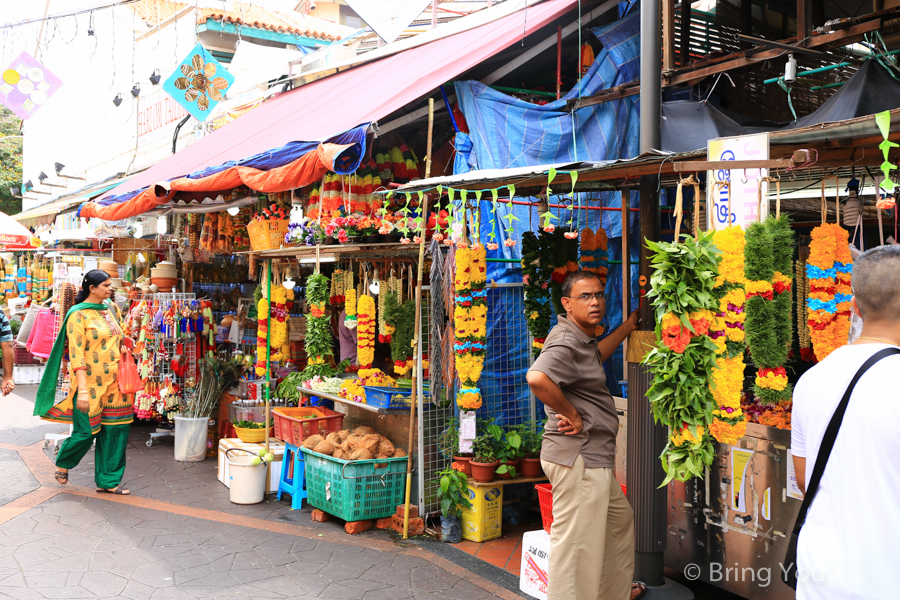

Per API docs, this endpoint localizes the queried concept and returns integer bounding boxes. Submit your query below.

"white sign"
[707,133,770,229]
[345,0,433,44]
[787,449,803,500]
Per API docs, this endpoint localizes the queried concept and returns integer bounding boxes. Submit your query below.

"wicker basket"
[247,219,289,251]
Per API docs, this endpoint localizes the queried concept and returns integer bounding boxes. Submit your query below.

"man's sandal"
[96,487,130,495]
[54,471,68,485]
[631,581,648,600]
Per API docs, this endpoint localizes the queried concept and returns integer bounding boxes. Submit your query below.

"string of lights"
[0,1,139,31]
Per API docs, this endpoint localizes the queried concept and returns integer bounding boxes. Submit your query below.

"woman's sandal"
[96,487,130,495]
[54,471,68,485]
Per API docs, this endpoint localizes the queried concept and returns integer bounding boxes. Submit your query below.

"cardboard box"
[461,483,502,542]
[519,529,551,600]
[217,438,285,493]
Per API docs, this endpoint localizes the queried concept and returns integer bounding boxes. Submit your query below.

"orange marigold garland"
[806,223,853,361]
[454,244,487,410]
[579,227,609,336]
[356,295,376,368]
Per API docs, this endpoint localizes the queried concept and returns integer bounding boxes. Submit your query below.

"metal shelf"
[297,386,409,415]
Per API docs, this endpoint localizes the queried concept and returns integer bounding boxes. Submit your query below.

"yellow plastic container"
[461,483,503,542]
[233,425,267,443]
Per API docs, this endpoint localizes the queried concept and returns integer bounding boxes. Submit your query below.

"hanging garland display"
[708,226,747,445]
[546,228,580,315]
[643,233,721,485]
[795,259,815,361]
[454,245,487,411]
[357,294,376,368]
[521,232,551,355]
[378,273,402,343]
[744,215,794,405]
[806,223,853,361]
[301,273,335,380]
[387,300,415,376]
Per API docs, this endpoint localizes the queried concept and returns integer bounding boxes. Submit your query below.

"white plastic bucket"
[173,416,208,462]
[228,455,266,504]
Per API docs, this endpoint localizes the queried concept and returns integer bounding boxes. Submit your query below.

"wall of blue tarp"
[452,11,643,423]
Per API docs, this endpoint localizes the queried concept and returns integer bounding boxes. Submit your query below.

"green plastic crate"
[300,447,408,521]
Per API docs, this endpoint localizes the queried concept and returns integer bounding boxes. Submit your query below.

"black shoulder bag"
[782,347,900,589]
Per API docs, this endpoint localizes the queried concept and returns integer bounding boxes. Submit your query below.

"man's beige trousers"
[541,456,635,600]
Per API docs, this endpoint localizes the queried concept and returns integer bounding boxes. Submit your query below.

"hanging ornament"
[163,43,234,122]
[0,52,63,119]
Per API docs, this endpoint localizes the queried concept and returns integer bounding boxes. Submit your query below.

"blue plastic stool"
[276,443,306,509]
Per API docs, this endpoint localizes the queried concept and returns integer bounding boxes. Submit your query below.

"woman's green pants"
[56,408,130,490]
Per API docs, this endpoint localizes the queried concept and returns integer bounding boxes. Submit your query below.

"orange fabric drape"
[81,143,357,221]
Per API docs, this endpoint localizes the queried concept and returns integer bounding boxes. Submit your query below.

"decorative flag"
[163,43,234,122]
[0,52,63,120]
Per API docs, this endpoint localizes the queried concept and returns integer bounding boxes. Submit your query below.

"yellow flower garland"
[709,226,747,445]
[357,295,376,368]
[344,288,357,329]
[454,245,487,410]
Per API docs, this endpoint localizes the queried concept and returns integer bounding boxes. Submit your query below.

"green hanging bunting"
[508,184,516,199]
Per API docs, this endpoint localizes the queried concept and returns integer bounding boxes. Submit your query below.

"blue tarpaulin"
[452,11,643,417]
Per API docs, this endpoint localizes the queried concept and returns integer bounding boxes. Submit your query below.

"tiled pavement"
[0,386,524,599]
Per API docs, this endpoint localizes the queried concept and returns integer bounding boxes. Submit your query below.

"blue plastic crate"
[363,386,413,409]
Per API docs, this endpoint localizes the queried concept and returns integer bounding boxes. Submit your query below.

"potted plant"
[470,435,500,483]
[441,416,474,476]
[517,423,544,478]
[495,427,522,480]
[436,464,473,543]
[359,216,380,244]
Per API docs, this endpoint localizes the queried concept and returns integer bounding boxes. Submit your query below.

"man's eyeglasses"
[564,293,605,303]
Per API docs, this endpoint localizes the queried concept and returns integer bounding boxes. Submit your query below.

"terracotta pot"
[383,233,402,243]
[452,456,473,477]
[520,457,543,479]
[470,460,499,483]
[497,459,520,480]
[320,237,334,245]
[346,236,360,244]
[363,235,381,244]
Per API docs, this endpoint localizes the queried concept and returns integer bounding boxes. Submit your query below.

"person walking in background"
[0,307,15,396]
[33,270,134,495]
[526,271,644,600]
[792,246,900,599]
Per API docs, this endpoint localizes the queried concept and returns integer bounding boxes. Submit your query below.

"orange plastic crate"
[536,482,626,534]
[272,406,343,445]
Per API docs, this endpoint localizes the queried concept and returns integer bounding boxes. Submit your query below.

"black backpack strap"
[791,346,900,535]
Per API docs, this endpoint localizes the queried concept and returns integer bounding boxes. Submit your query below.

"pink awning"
[93,0,576,206]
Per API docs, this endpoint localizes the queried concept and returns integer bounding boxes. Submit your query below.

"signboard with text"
[707,133,770,229]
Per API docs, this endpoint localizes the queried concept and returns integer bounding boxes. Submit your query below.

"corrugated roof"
[128,0,351,42]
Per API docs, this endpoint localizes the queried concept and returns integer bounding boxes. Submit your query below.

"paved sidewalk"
[0,387,522,600]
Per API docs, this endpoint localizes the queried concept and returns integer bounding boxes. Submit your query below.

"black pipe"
[172,115,191,154]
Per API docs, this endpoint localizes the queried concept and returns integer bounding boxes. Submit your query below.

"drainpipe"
[631,0,692,597]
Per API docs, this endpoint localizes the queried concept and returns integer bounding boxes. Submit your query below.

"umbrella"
[0,211,40,249]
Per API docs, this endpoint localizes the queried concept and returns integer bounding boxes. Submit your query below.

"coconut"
[313,441,335,455]
[376,437,395,457]
[325,432,342,445]
[302,434,324,450]
[353,426,376,437]
[347,435,362,451]
[393,448,407,458]
[360,433,381,455]
[338,430,350,442]
[349,448,373,461]
[333,448,348,460]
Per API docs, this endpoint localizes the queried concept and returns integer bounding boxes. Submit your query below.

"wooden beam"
[376,94,453,137]
[481,0,620,86]
[567,81,639,109]
[798,0,813,39]
[674,156,801,172]
[663,0,676,71]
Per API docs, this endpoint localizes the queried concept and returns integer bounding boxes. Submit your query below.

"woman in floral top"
[35,270,134,494]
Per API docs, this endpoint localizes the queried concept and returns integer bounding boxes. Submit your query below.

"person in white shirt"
[791,245,900,600]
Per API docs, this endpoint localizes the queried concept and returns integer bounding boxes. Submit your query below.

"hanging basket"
[248,219,290,251]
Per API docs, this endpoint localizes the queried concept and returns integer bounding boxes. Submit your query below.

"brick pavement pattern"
[0,387,521,600]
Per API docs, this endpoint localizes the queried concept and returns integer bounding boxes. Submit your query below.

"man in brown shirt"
[526,271,642,600]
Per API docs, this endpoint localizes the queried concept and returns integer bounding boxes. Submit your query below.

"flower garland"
[579,227,609,336]
[806,223,853,361]
[454,244,487,410]
[643,232,720,485]
[357,294,376,368]
[795,259,814,362]
[255,295,270,377]
[709,226,747,445]
[302,273,335,379]
[744,215,794,405]
[521,232,552,355]
[344,286,358,329]
[387,299,415,376]
[378,274,401,343]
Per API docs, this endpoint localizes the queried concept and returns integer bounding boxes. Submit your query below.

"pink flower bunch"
[400,238,412,245]
[543,224,556,233]
[564,231,578,239]
[504,238,517,247]
[486,243,499,250]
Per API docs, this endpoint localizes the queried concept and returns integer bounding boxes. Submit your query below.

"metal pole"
[556,26,562,100]
[403,99,434,538]
[264,260,272,493]
[631,0,691,596]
